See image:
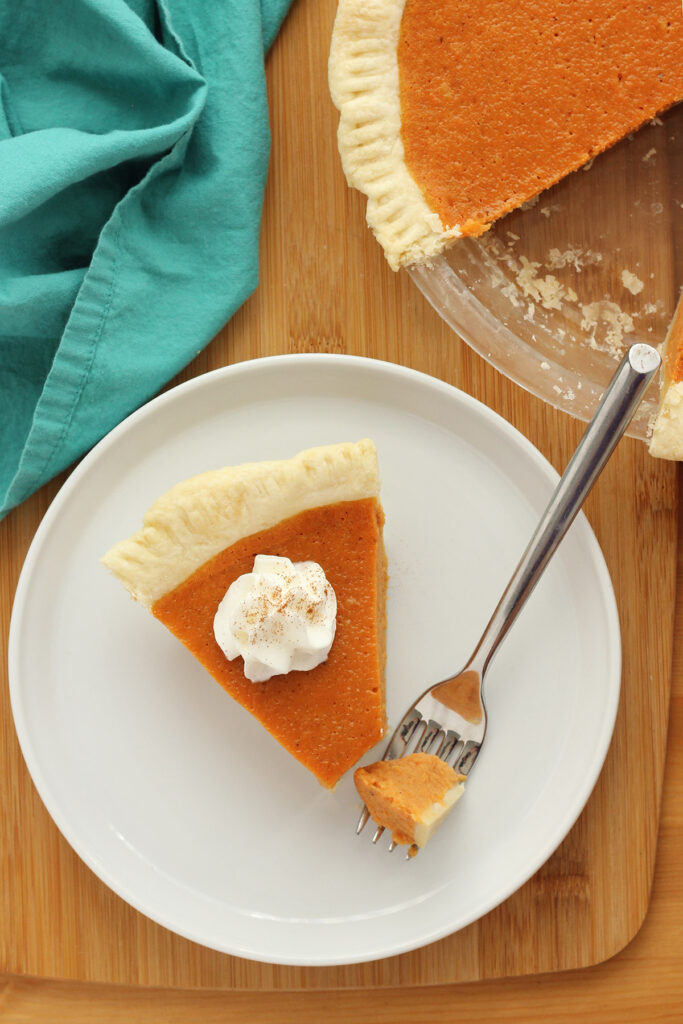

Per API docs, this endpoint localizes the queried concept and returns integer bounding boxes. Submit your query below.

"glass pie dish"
[409,105,682,441]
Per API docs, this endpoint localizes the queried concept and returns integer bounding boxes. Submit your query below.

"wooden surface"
[1,580,682,1019]
[0,0,681,1014]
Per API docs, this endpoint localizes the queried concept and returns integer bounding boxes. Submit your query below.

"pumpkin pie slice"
[102,440,387,788]
[329,0,683,269]
[649,297,683,459]
[354,753,466,849]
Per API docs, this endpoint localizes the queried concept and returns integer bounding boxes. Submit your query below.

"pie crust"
[102,439,379,608]
[329,0,459,270]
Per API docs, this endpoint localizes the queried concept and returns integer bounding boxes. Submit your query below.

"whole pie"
[102,440,388,788]
[329,0,683,269]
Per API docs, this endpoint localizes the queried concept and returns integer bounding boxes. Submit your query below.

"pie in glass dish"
[329,0,683,270]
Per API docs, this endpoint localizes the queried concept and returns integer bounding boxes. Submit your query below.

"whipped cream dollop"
[213,555,337,682]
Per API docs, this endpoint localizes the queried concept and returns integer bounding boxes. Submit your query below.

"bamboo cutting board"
[0,0,679,990]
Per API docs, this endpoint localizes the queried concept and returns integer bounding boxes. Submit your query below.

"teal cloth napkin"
[0,0,292,517]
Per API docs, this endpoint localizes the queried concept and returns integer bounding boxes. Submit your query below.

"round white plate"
[9,355,621,966]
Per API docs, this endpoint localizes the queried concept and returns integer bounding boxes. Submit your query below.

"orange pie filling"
[398,0,683,236]
[152,498,387,789]
[661,301,683,389]
[355,752,466,848]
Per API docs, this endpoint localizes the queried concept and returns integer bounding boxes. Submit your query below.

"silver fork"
[358,343,661,855]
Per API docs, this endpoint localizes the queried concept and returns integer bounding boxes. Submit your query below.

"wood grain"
[0,0,679,998]
[0,480,681,1024]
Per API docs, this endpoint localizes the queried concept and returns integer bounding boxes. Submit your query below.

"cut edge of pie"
[329,0,462,271]
[102,439,380,609]
[649,297,683,460]
[330,0,683,273]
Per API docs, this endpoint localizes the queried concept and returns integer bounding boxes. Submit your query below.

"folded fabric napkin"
[0,0,292,517]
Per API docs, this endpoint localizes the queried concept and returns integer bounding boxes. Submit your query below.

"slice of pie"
[102,440,388,788]
[354,752,466,849]
[649,297,683,459]
[329,0,683,269]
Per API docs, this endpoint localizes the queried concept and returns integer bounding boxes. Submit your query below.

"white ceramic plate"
[9,355,621,966]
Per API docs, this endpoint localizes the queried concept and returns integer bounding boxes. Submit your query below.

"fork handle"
[470,343,661,676]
